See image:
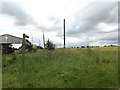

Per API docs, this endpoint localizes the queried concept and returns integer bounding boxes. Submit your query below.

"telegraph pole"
[64,19,65,48]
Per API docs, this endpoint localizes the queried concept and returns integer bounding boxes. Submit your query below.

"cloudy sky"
[0,0,119,48]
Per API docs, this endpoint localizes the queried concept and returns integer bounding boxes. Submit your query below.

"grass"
[2,47,118,88]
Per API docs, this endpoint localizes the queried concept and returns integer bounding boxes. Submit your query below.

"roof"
[0,34,31,45]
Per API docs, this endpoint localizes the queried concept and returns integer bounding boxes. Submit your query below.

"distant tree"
[110,44,114,47]
[104,45,106,47]
[81,46,85,48]
[45,39,55,50]
[87,46,89,48]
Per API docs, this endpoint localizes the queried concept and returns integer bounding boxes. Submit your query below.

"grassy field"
[2,47,118,88]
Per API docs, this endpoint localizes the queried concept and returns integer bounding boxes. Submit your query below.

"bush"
[45,39,55,50]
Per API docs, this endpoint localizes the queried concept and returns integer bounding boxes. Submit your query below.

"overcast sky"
[0,0,119,48]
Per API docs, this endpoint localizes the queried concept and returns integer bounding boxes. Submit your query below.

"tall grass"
[2,47,118,88]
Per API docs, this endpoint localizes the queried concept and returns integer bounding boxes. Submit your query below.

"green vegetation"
[2,47,118,88]
[45,39,55,50]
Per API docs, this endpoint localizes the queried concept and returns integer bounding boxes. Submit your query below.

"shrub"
[45,39,55,50]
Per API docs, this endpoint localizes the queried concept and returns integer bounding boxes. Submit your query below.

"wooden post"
[21,33,29,72]
[64,19,65,48]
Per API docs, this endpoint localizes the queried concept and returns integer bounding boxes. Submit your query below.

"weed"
[2,47,118,88]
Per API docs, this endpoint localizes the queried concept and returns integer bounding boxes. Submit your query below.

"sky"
[0,0,119,48]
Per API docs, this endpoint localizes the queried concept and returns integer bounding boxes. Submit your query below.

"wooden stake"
[64,19,65,48]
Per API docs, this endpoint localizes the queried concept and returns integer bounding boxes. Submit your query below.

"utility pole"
[21,33,29,72]
[43,31,45,49]
[64,19,65,48]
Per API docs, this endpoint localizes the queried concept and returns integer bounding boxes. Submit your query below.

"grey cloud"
[36,24,63,32]
[99,31,118,41]
[56,2,118,46]
[1,2,36,26]
[35,17,63,32]
[97,28,118,34]
[66,2,117,36]
[1,2,63,32]
[48,16,61,25]
[65,28,118,47]
[0,1,118,47]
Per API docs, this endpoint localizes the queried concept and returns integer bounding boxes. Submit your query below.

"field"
[2,47,118,88]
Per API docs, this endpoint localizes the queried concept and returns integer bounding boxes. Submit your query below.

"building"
[0,34,31,54]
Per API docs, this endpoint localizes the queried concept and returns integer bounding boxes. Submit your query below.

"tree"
[45,39,55,50]
[86,46,89,48]
[81,46,85,48]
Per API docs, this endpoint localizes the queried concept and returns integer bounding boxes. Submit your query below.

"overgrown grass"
[2,47,118,88]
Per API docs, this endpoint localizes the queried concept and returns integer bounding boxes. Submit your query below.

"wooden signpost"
[21,33,29,72]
